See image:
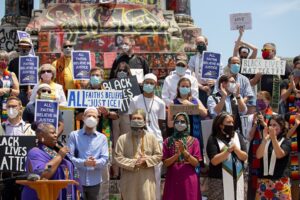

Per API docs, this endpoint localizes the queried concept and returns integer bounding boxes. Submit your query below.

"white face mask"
[227,82,236,94]
[122,44,130,52]
[84,117,98,128]
[41,72,52,82]
[8,108,19,119]
[63,48,73,57]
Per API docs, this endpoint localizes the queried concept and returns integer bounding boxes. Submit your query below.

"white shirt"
[128,94,166,143]
[4,120,27,136]
[161,73,199,106]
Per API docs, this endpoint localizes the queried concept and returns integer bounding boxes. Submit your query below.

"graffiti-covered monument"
[1,0,201,79]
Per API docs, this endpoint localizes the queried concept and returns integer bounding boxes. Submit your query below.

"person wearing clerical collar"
[67,107,109,200]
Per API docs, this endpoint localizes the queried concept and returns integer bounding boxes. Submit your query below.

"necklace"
[142,95,154,126]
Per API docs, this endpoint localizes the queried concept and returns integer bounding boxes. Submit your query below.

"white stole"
[195,53,201,82]
[263,138,284,176]
[217,132,244,200]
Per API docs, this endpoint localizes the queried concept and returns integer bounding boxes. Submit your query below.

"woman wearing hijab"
[162,112,202,200]
[21,123,79,200]
[206,112,248,200]
[255,115,291,199]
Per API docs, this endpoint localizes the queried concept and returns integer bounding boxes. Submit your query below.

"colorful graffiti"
[0,28,18,52]
[26,3,168,33]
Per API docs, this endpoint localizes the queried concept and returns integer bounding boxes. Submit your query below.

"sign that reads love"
[230,13,252,30]
[0,136,36,172]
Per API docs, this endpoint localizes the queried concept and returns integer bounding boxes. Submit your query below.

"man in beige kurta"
[115,130,162,200]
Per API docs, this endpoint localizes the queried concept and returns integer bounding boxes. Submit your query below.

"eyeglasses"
[41,89,51,94]
[41,70,52,74]
[174,120,186,124]
[261,48,273,52]
[63,45,73,49]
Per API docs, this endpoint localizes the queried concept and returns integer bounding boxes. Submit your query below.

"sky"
[0,0,299,63]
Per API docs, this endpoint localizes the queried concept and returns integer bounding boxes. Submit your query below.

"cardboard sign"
[169,104,201,116]
[17,30,35,56]
[72,51,91,80]
[230,13,252,30]
[201,51,221,80]
[130,69,144,84]
[67,89,123,109]
[102,76,141,112]
[104,52,117,69]
[35,100,59,130]
[201,119,214,154]
[241,59,286,75]
[240,114,254,138]
[19,56,39,85]
[0,136,36,172]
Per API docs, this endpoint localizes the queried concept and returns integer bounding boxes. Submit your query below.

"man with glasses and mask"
[22,83,65,136]
[52,40,78,94]
[0,96,34,200]
[109,36,149,83]
[8,38,34,106]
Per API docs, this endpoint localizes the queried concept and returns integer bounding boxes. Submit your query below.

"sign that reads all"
[241,59,286,75]
[169,104,201,116]
[35,100,59,130]
[201,51,221,80]
[72,51,91,80]
[230,13,252,30]
[102,76,141,112]
[0,136,36,172]
[67,90,123,109]
[19,56,39,85]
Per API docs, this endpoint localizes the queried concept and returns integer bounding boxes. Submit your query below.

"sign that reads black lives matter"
[102,76,141,113]
[0,136,36,172]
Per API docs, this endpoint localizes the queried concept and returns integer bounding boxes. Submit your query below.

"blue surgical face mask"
[143,83,155,93]
[90,75,101,86]
[230,64,240,74]
[176,66,186,76]
[179,87,191,95]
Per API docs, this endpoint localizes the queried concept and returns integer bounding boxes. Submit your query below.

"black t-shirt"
[8,57,28,90]
[258,137,291,179]
[109,54,149,79]
[206,133,247,179]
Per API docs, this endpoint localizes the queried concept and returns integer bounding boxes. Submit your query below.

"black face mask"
[197,44,207,54]
[223,125,235,138]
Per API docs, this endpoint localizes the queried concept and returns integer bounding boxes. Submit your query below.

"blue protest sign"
[35,100,59,130]
[72,51,91,80]
[19,56,39,85]
[17,30,35,56]
[67,89,123,109]
[201,51,221,80]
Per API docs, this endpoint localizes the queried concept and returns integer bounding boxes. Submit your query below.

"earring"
[41,137,45,143]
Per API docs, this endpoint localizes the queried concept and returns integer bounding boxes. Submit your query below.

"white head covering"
[84,107,98,115]
[144,73,157,83]
[37,83,51,91]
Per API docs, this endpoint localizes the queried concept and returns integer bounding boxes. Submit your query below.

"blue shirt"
[67,128,108,186]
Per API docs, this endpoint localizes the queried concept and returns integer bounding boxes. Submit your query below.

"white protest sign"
[230,13,252,30]
[240,114,254,139]
[130,69,144,84]
[67,89,123,109]
[241,59,286,75]
[201,119,213,155]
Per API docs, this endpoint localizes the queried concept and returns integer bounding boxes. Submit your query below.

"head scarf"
[167,112,190,148]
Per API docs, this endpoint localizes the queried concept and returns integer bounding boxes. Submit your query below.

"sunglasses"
[63,45,73,48]
[174,120,186,124]
[41,89,51,94]
[41,70,52,74]
[261,48,273,52]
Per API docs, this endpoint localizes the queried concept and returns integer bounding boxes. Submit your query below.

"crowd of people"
[0,29,299,200]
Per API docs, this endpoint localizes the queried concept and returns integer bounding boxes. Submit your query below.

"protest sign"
[240,114,254,138]
[19,56,38,85]
[35,100,59,130]
[241,59,286,75]
[130,69,144,84]
[102,76,141,112]
[201,51,221,80]
[72,51,91,80]
[230,13,252,30]
[201,119,213,154]
[104,52,117,69]
[169,104,201,116]
[67,90,123,109]
[17,30,35,56]
[0,136,36,172]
